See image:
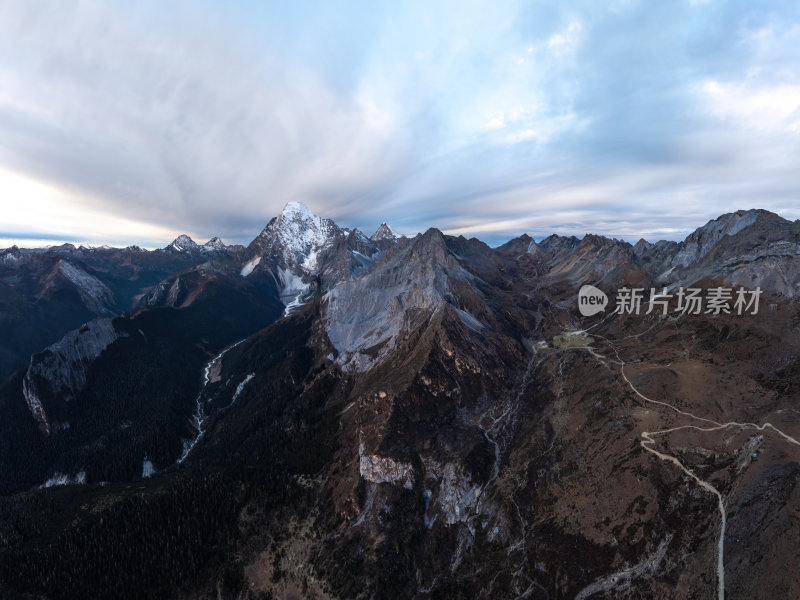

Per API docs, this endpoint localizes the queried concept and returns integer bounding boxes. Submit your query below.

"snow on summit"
[167,235,227,253]
[202,237,226,251]
[168,234,199,252]
[255,201,340,273]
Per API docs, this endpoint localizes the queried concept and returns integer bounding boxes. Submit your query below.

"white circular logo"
[578,284,608,316]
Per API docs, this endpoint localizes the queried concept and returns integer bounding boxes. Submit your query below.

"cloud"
[546,21,583,56]
[0,0,799,248]
[0,165,184,247]
[0,1,413,243]
[701,79,800,133]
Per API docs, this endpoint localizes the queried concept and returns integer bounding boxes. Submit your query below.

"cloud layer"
[1,0,799,247]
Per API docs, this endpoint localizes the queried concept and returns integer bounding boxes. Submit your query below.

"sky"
[1,0,799,248]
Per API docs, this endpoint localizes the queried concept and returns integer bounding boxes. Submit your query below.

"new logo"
[578,284,608,316]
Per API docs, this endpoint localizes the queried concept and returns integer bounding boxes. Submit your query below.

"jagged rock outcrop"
[370,222,397,243]
[496,233,540,257]
[165,234,236,255]
[22,318,125,434]
[423,459,483,525]
[369,222,400,252]
[538,233,581,253]
[319,228,382,287]
[139,273,190,308]
[162,234,236,259]
[633,238,653,256]
[668,209,765,268]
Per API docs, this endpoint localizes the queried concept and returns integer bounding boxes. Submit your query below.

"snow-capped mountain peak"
[282,200,316,220]
[370,222,397,242]
[253,201,341,273]
[244,202,389,314]
[202,237,226,251]
[168,234,199,253]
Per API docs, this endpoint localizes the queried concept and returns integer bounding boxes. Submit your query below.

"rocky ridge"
[2,205,800,599]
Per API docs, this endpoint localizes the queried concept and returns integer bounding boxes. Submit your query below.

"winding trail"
[585,326,800,600]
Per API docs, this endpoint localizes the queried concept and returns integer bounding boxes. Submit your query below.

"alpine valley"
[1,203,800,600]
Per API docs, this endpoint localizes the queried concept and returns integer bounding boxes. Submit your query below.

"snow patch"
[142,458,155,478]
[278,267,308,297]
[277,267,310,316]
[350,249,374,265]
[240,256,261,277]
[284,295,305,316]
[41,471,86,488]
[302,247,320,272]
[231,373,255,403]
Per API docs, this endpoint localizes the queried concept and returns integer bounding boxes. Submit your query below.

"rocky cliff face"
[359,443,415,489]
[137,263,261,310]
[323,227,497,372]
[637,209,800,295]
[632,237,653,256]
[496,233,540,257]
[22,318,124,435]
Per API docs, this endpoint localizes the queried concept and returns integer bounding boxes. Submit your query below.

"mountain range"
[1,203,799,599]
